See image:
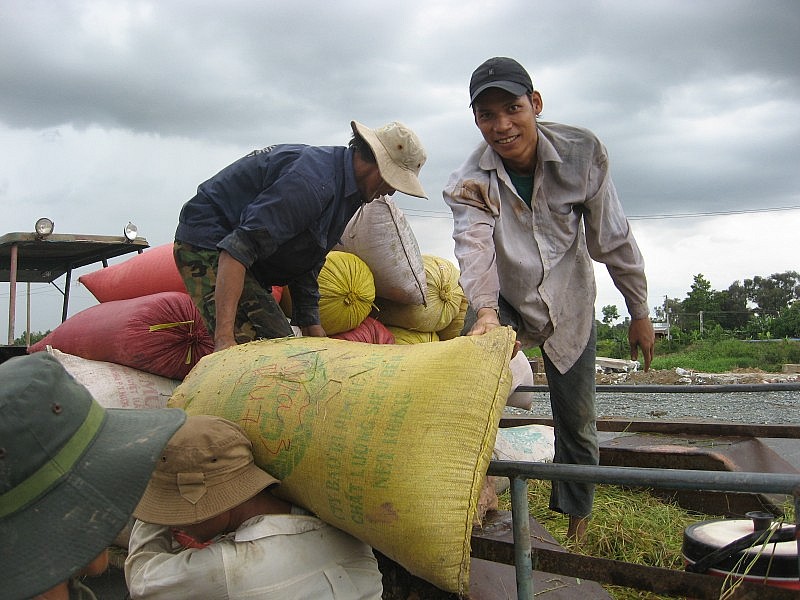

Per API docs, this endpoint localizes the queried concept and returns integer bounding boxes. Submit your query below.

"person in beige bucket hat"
[173,119,427,354]
[131,414,280,527]
[125,415,383,599]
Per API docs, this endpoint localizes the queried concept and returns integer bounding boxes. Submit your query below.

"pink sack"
[79,243,186,302]
[29,292,213,379]
[330,316,395,344]
[79,242,284,304]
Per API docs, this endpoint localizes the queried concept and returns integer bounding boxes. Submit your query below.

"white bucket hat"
[351,120,427,198]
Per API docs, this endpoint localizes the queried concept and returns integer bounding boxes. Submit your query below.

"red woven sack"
[29,292,213,379]
[330,316,396,344]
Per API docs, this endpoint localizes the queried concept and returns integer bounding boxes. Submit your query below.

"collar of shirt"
[342,146,359,199]
[234,513,327,542]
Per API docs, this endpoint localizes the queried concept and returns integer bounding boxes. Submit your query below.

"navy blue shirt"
[175,144,363,326]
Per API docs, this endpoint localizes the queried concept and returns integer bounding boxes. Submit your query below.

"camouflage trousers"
[173,241,294,344]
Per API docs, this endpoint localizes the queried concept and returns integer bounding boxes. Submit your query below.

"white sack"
[46,347,179,409]
[335,196,426,305]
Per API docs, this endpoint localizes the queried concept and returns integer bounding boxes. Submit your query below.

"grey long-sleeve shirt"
[443,121,649,373]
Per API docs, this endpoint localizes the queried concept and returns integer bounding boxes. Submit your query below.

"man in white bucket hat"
[174,121,427,352]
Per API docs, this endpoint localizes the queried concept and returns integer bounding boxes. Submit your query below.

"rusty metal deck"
[500,415,800,516]
[378,510,611,599]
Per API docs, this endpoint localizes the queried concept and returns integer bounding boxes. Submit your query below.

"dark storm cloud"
[1,0,798,334]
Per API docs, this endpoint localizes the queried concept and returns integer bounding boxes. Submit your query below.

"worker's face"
[364,165,395,202]
[473,88,542,173]
[373,179,396,200]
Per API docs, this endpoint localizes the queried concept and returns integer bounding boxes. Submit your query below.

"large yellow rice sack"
[168,327,516,594]
[318,251,376,335]
[375,255,462,333]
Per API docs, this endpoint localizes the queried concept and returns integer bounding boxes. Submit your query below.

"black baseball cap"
[469,57,534,105]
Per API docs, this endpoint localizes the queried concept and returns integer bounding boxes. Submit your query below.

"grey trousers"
[464,298,598,518]
[541,323,598,518]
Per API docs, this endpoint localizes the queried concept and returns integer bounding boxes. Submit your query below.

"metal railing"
[485,460,800,600]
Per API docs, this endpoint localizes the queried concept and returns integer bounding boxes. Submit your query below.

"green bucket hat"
[0,353,186,599]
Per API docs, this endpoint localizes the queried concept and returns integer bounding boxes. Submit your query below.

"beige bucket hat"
[133,415,279,526]
[351,120,428,198]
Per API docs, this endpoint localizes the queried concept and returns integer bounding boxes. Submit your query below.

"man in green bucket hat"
[0,353,186,599]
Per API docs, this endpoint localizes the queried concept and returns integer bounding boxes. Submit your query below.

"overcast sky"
[1,0,798,338]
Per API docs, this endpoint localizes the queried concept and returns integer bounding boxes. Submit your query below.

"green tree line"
[663,270,800,338]
[597,270,800,355]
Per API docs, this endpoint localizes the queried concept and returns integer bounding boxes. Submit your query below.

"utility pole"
[664,295,671,341]
[699,310,704,335]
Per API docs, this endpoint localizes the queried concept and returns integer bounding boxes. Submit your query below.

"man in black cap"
[444,57,655,541]
[0,353,186,599]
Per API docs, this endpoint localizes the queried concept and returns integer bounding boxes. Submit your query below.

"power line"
[627,205,800,220]
[401,205,800,221]
[402,208,453,219]
[0,285,69,300]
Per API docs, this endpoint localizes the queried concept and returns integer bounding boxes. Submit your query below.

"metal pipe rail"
[517,382,800,392]
[486,460,800,600]
[500,414,800,439]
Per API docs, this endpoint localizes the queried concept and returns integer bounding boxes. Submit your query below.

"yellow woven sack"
[375,255,462,332]
[437,292,468,341]
[168,327,516,594]
[318,251,376,335]
[386,325,440,344]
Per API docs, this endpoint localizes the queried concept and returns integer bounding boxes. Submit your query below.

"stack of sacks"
[29,243,214,380]
[373,254,465,342]
[298,195,426,343]
[279,197,468,345]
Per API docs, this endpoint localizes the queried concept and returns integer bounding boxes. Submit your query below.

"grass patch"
[651,338,800,372]
[591,335,800,373]
[498,479,726,599]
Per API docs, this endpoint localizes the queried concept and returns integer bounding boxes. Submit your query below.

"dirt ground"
[598,367,799,386]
